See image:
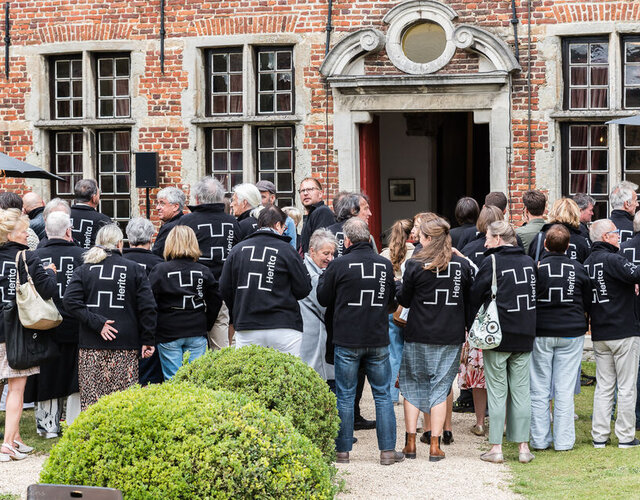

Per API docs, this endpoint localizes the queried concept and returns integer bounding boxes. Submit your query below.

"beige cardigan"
[380,242,415,279]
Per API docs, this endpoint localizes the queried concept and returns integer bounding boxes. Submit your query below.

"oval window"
[402,21,447,64]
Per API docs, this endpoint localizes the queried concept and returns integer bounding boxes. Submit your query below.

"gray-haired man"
[152,186,186,257]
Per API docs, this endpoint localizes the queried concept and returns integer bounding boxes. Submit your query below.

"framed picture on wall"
[389,178,415,202]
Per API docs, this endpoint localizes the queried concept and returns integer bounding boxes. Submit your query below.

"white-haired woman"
[0,208,57,461]
[231,183,263,240]
[63,224,157,410]
[299,229,337,382]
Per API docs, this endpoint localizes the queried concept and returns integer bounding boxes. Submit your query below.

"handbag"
[14,250,62,330]
[392,305,407,327]
[4,301,59,370]
[468,254,502,350]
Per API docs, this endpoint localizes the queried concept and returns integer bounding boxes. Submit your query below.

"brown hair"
[414,216,452,272]
[300,177,322,191]
[387,219,413,274]
[476,205,504,234]
[454,197,480,225]
[164,225,202,261]
[523,189,547,216]
[544,224,570,253]
[484,192,508,211]
[548,197,580,228]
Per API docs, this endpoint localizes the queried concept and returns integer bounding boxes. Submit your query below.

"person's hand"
[100,320,118,341]
[43,262,57,273]
[451,247,464,258]
[635,284,639,296]
[141,345,155,358]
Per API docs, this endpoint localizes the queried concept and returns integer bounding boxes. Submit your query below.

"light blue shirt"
[284,216,297,249]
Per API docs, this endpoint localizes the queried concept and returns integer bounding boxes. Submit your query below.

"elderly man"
[231,183,262,240]
[298,177,336,255]
[317,218,403,466]
[23,192,46,240]
[70,179,112,249]
[256,180,297,249]
[328,193,373,258]
[152,187,186,257]
[609,181,638,244]
[180,177,240,350]
[36,198,74,248]
[585,218,640,448]
[573,193,595,240]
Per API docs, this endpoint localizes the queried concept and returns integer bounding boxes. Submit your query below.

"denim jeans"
[334,345,397,452]
[157,336,208,380]
[530,336,584,450]
[387,314,404,402]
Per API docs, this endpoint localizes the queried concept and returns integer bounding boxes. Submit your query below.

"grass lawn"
[505,362,640,499]
[0,406,60,455]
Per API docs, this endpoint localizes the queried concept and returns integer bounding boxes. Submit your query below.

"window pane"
[72,100,83,117]
[591,67,608,85]
[57,155,71,173]
[277,127,292,147]
[116,154,129,172]
[213,129,227,149]
[57,81,70,98]
[626,150,640,170]
[570,89,587,109]
[625,65,640,86]
[259,73,274,91]
[101,154,114,172]
[277,172,292,192]
[72,133,83,151]
[100,132,113,151]
[100,175,114,193]
[590,43,608,63]
[115,79,129,96]
[116,175,129,193]
[260,151,274,170]
[57,133,71,152]
[72,80,83,97]
[115,132,129,151]
[277,151,292,170]
[570,67,587,86]
[626,88,640,108]
[100,99,113,117]
[115,58,129,76]
[212,54,228,72]
[101,200,114,217]
[230,96,242,113]
[276,94,291,112]
[570,44,587,64]
[624,173,640,187]
[276,51,292,70]
[56,60,70,78]
[229,128,242,149]
[626,126,640,147]
[591,126,607,147]
[259,128,274,148]
[73,154,83,172]
[213,95,227,114]
[259,94,274,113]
[570,126,588,147]
[259,52,274,71]
[57,100,70,118]
[229,74,242,93]
[231,173,243,187]
[590,89,607,108]
[230,152,243,171]
[591,150,607,170]
[213,75,228,93]
[71,60,82,78]
[229,53,242,71]
[260,172,275,184]
[570,174,587,194]
[213,152,227,171]
[115,99,130,117]
[627,42,640,63]
[99,59,113,77]
[570,150,587,170]
[591,174,608,194]
[99,79,113,97]
[116,199,130,218]
[277,73,292,91]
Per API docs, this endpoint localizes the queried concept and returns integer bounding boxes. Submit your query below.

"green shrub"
[40,384,336,499]
[174,345,339,459]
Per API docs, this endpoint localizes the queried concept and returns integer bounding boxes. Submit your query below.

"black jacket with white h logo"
[237,210,259,241]
[610,209,635,244]
[317,242,396,348]
[149,258,222,344]
[63,252,157,350]
[535,252,591,338]
[471,245,537,352]
[122,248,164,274]
[584,241,640,341]
[451,223,478,250]
[179,203,241,280]
[70,204,112,249]
[152,212,184,257]
[327,221,347,258]
[397,255,474,345]
[219,229,312,332]
[528,222,591,263]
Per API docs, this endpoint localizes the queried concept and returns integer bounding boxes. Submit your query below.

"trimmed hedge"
[174,345,339,459]
[40,384,336,499]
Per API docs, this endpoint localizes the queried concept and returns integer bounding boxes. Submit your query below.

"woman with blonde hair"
[0,208,57,461]
[63,224,157,410]
[528,197,590,263]
[148,225,222,379]
[397,216,475,461]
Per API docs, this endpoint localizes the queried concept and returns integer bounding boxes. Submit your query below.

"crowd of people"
[1,175,640,468]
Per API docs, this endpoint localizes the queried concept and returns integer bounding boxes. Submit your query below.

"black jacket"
[451,223,478,250]
[397,255,474,345]
[584,241,640,341]
[471,245,537,352]
[536,252,590,337]
[610,209,635,243]
[122,248,164,274]
[528,222,591,263]
[327,221,346,258]
[237,210,259,241]
[300,201,336,254]
[620,233,640,331]
[149,258,222,343]
[0,242,58,343]
[63,252,157,350]
[152,212,184,257]
[33,239,86,344]
[28,207,46,240]
[317,242,396,348]
[70,204,112,249]
[578,222,591,241]
[179,204,241,279]
[219,229,311,331]
[461,234,489,267]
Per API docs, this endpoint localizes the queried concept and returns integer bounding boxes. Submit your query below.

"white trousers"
[235,329,302,357]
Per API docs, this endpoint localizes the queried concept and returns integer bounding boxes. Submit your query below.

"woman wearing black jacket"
[397,216,474,462]
[471,220,536,464]
[149,226,222,380]
[0,208,57,461]
[63,224,157,410]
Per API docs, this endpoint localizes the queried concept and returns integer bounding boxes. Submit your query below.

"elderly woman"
[149,226,222,380]
[471,220,537,464]
[63,224,157,410]
[299,229,337,381]
[0,208,57,461]
[231,183,263,240]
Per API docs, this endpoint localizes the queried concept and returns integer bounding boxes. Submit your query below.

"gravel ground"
[0,453,46,499]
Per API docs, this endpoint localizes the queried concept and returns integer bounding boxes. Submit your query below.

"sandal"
[13,440,34,454]
[0,443,27,461]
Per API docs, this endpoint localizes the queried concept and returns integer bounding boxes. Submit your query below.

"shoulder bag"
[468,254,502,350]
[5,301,59,370]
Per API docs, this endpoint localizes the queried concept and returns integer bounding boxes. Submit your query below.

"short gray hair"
[126,217,156,246]
[157,187,186,211]
[609,181,638,210]
[572,193,596,211]
[233,183,262,209]
[43,198,71,220]
[45,211,72,239]
[335,193,362,222]
[487,220,517,245]
[590,218,616,242]
[193,177,225,204]
[309,229,337,252]
[634,211,640,233]
[343,217,369,244]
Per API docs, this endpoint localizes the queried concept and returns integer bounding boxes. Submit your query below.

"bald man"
[23,192,46,240]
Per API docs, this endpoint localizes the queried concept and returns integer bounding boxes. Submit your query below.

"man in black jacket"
[231,183,261,240]
[298,177,336,255]
[152,187,185,257]
[585,219,640,448]
[180,176,241,350]
[23,192,46,240]
[609,181,638,244]
[70,179,112,249]
[317,218,403,466]
[573,193,595,240]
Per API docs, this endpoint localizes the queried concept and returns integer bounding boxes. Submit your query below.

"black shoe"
[442,430,454,445]
[452,400,474,413]
[354,416,376,430]
[619,438,640,449]
[352,437,358,444]
[419,431,431,444]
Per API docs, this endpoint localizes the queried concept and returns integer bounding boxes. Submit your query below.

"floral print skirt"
[457,338,485,390]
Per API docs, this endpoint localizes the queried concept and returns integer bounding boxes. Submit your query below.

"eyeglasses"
[604,229,620,236]
[298,187,319,194]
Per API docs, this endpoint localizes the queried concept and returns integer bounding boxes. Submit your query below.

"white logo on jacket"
[41,256,76,299]
[87,264,128,308]
[423,262,462,306]
[586,262,609,304]
[197,222,235,261]
[622,246,640,264]
[347,262,388,307]
[167,270,205,309]
[237,246,279,292]
[0,260,16,303]
[538,263,576,303]
[501,266,536,312]
[71,219,96,249]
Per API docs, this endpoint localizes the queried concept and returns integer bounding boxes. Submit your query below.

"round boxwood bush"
[173,345,339,459]
[40,383,336,499]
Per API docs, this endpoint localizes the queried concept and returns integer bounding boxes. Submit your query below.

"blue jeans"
[387,314,404,402]
[334,345,396,452]
[157,336,208,380]
[530,336,584,450]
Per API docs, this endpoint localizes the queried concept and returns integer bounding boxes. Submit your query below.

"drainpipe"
[510,0,520,62]
[323,0,334,196]
[527,0,533,188]
[325,0,334,56]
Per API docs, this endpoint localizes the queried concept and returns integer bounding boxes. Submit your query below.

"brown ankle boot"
[403,432,416,459]
[429,436,445,462]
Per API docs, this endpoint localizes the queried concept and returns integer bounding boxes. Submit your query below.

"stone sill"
[550,110,639,121]
[191,115,302,126]
[35,119,136,129]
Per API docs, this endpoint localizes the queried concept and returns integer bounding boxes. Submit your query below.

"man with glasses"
[609,181,638,244]
[585,219,640,449]
[152,187,186,256]
[298,178,336,255]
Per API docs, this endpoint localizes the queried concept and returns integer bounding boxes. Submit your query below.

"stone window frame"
[622,35,640,110]
[205,47,244,116]
[562,36,610,111]
[50,55,83,120]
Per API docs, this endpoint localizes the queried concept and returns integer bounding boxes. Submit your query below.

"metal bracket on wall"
[4,2,10,78]
[160,0,165,74]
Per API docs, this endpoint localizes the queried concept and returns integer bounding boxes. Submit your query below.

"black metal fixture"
[160,0,166,74]
[4,2,10,78]
[510,0,519,62]
[325,0,333,55]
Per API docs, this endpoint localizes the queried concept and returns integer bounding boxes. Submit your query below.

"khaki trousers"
[207,302,230,350]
